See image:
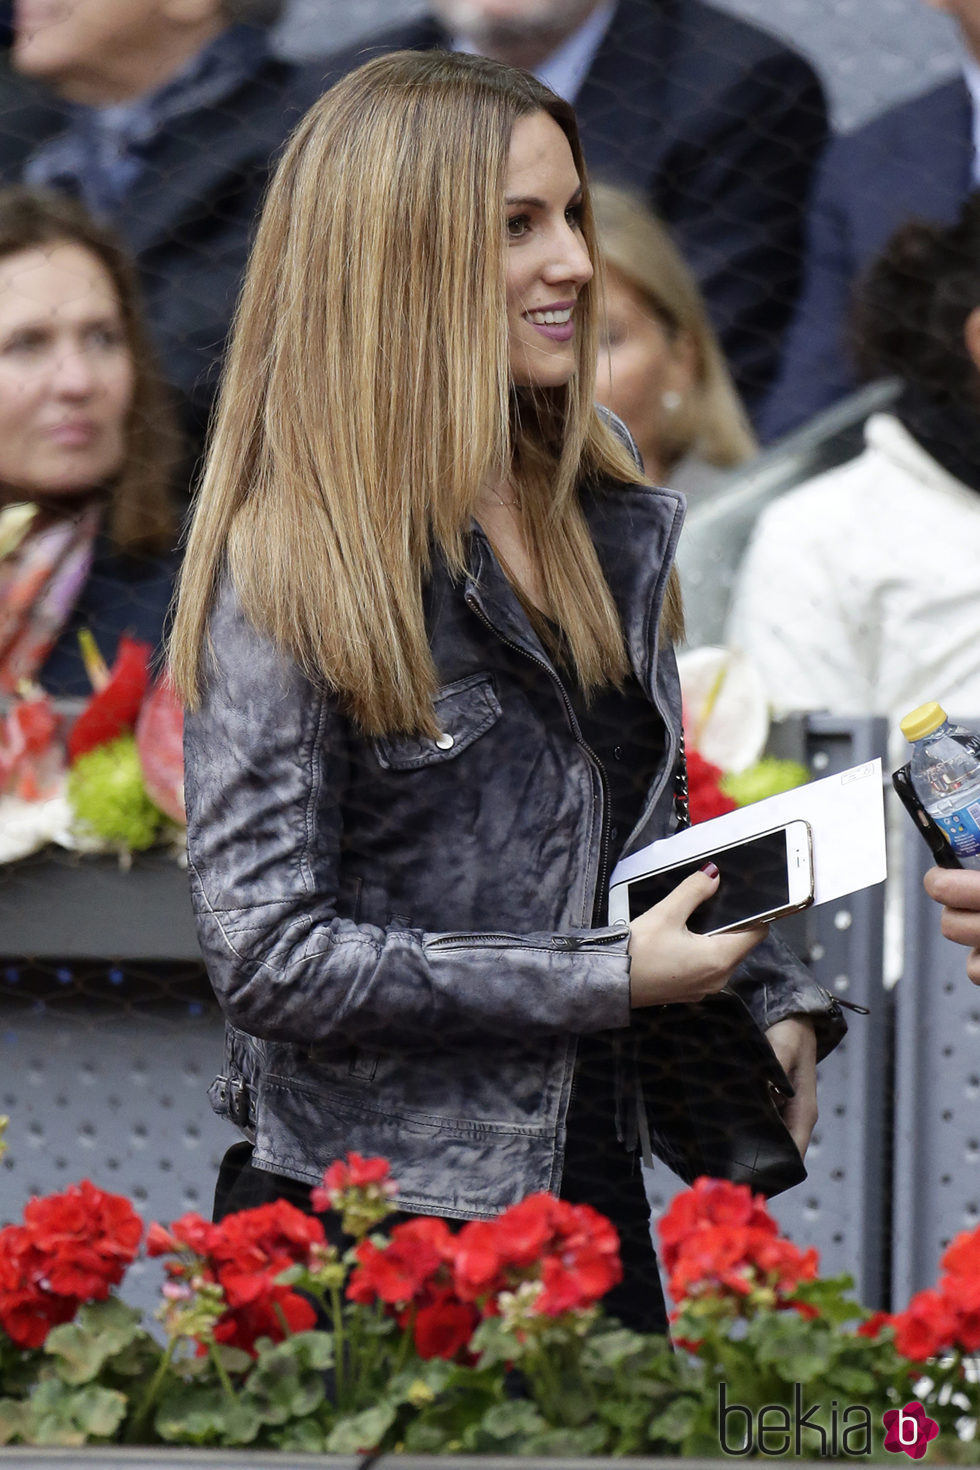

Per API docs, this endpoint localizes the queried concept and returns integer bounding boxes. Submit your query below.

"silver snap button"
[435,731,455,750]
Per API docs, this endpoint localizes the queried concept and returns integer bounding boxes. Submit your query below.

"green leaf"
[402,1419,457,1453]
[525,1422,610,1456]
[582,1324,660,1370]
[647,1393,702,1443]
[792,1275,864,1326]
[242,1333,331,1426]
[25,1378,127,1445]
[325,1402,396,1454]
[0,1398,30,1445]
[829,1364,879,1397]
[267,1416,329,1452]
[211,1344,253,1377]
[749,1311,834,1381]
[154,1384,261,1446]
[463,1398,550,1451]
[45,1298,150,1385]
[468,1314,519,1370]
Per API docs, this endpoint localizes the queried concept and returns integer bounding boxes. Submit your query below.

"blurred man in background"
[5,0,326,463]
[761,0,977,439]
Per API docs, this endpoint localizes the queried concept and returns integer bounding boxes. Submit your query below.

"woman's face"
[505,110,594,389]
[594,267,695,471]
[0,242,134,500]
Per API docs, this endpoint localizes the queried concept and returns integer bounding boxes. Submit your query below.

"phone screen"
[626,828,793,934]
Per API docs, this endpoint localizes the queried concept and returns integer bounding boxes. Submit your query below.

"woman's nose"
[545,224,593,288]
[52,344,97,397]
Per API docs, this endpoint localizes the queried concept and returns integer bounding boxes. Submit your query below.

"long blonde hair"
[592,181,755,472]
[170,50,682,735]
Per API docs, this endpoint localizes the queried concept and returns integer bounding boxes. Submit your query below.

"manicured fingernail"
[700,861,719,879]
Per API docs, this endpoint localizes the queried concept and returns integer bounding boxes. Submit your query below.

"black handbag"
[629,732,807,1199]
[634,987,807,1198]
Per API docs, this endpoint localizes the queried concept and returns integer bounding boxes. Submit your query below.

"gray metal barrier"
[894,802,980,1308]
[644,713,891,1309]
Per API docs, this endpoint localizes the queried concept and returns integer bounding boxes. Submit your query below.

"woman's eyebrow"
[505,185,583,209]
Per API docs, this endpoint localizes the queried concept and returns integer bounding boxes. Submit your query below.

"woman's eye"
[565,203,584,228]
[85,324,125,350]
[506,214,530,239]
[2,329,46,355]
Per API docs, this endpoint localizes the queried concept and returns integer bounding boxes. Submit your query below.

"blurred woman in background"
[0,187,179,695]
[592,181,755,498]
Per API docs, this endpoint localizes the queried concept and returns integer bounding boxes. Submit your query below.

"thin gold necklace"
[482,482,522,510]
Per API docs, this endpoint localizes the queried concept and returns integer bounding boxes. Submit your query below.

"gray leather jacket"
[185,476,843,1219]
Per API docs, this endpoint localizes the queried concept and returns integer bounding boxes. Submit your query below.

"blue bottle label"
[935,801,980,856]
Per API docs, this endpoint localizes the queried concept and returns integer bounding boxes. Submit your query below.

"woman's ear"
[964,304,980,375]
[161,0,226,26]
[663,329,697,399]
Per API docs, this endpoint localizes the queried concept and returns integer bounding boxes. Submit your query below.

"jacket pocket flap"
[373,674,501,770]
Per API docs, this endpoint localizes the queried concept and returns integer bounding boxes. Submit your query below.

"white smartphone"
[608,819,814,936]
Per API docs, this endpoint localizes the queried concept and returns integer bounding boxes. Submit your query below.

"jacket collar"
[463,480,685,691]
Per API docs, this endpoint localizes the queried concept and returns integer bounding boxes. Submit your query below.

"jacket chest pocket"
[372,673,502,771]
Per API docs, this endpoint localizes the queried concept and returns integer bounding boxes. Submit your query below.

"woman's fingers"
[651,863,721,925]
[627,865,768,1008]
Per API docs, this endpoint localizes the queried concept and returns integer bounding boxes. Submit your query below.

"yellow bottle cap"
[900,702,948,742]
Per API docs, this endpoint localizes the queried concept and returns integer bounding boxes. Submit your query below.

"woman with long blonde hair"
[592,181,755,494]
[170,49,838,1332]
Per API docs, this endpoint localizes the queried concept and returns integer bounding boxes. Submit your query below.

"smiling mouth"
[524,306,573,326]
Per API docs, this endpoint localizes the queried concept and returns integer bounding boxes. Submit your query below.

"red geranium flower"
[0,1181,142,1348]
[685,750,737,824]
[412,1286,480,1361]
[148,1200,326,1356]
[454,1193,622,1318]
[941,1226,980,1282]
[348,1215,455,1308]
[453,1219,506,1303]
[946,1274,980,1352]
[659,1178,817,1309]
[659,1177,776,1272]
[212,1281,317,1352]
[891,1288,959,1362]
[311,1153,395,1213]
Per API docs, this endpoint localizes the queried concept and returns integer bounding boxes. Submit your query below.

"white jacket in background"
[727,412,980,761]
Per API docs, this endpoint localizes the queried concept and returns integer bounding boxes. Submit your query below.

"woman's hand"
[627,864,768,1007]
[765,1015,817,1156]
[923,866,980,984]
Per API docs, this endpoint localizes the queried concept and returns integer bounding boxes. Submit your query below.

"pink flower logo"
[883,1402,940,1459]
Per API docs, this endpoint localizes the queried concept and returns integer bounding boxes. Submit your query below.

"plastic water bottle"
[900,702,980,869]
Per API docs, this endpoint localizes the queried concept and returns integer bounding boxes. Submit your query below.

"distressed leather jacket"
[185,475,843,1219]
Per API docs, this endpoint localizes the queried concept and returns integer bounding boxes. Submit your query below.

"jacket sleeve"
[184,592,632,1051]
[730,928,845,1063]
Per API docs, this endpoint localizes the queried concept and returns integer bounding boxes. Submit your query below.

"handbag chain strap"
[673,725,691,832]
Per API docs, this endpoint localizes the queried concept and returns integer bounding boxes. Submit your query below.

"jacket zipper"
[820,988,870,1017]
[464,590,613,926]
